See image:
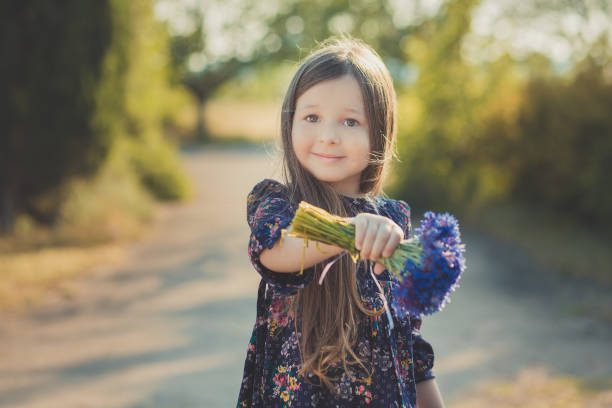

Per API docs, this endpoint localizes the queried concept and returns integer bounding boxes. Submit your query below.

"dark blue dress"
[237,179,435,408]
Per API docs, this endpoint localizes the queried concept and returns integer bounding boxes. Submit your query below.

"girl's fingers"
[353,216,367,251]
[373,262,386,275]
[382,227,402,258]
[369,222,393,261]
[359,221,379,260]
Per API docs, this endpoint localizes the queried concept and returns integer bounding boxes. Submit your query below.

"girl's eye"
[305,114,319,123]
[344,118,359,127]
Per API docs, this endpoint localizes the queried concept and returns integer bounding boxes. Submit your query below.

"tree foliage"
[391,0,612,236]
[478,41,612,230]
[1,0,192,236]
[1,1,113,231]
[160,0,424,138]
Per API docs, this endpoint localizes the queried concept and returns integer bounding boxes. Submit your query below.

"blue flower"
[390,212,466,316]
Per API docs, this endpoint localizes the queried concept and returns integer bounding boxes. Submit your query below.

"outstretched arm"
[259,234,344,273]
[416,379,444,408]
[260,212,403,274]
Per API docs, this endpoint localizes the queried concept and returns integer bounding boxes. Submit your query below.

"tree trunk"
[0,182,15,235]
[196,98,209,143]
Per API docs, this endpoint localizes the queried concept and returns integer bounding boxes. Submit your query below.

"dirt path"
[0,145,610,407]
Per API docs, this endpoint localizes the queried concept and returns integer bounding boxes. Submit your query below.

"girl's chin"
[309,173,344,183]
[312,175,357,189]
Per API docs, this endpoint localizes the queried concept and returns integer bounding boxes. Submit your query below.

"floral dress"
[237,179,435,408]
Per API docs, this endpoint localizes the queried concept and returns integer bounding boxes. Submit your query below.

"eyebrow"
[300,104,364,115]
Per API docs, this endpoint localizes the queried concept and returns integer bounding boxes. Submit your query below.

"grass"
[461,200,612,323]
[0,153,157,314]
[0,243,127,313]
[464,200,612,286]
[449,366,612,408]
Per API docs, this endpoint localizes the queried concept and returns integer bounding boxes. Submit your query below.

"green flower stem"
[286,201,424,279]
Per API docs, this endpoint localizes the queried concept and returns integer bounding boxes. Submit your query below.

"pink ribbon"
[317,252,394,331]
[369,262,394,331]
[318,251,348,285]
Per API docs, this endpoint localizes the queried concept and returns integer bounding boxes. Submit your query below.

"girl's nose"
[318,123,340,144]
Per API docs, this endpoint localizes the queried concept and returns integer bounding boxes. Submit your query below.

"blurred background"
[1,0,611,407]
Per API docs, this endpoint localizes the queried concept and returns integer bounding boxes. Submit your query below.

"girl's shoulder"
[247,178,289,204]
[246,178,292,218]
[375,196,411,235]
[376,196,410,212]
[248,178,288,196]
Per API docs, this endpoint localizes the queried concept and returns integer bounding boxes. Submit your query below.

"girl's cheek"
[295,133,317,154]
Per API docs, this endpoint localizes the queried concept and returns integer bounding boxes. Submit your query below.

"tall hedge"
[0,0,191,235]
[1,1,113,230]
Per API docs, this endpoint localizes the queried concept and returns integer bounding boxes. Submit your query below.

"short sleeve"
[246,179,315,295]
[379,198,411,238]
[410,315,436,383]
[396,200,412,238]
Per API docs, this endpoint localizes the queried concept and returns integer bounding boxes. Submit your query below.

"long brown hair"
[280,35,398,390]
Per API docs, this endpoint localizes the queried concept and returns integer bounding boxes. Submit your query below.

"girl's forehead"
[296,75,365,111]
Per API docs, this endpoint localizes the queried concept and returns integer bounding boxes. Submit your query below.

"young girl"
[237,36,445,408]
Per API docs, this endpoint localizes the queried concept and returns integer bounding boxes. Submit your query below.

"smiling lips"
[313,152,344,161]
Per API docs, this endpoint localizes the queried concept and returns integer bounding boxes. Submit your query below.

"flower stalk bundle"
[282,201,466,316]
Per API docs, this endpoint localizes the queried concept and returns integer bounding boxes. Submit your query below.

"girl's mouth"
[313,153,344,162]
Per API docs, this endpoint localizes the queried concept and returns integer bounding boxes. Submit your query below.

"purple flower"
[390,212,466,316]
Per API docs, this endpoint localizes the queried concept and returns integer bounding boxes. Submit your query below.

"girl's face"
[291,74,371,197]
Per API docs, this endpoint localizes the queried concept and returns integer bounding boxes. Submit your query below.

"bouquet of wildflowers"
[282,201,466,316]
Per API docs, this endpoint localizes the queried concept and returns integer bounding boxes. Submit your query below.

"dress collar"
[340,193,379,210]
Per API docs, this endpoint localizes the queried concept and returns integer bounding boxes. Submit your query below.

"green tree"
[104,0,192,202]
[392,0,483,214]
[478,36,612,231]
[1,1,113,234]
[0,0,192,236]
[158,0,425,140]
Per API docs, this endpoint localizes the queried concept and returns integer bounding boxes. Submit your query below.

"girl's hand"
[348,213,404,275]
